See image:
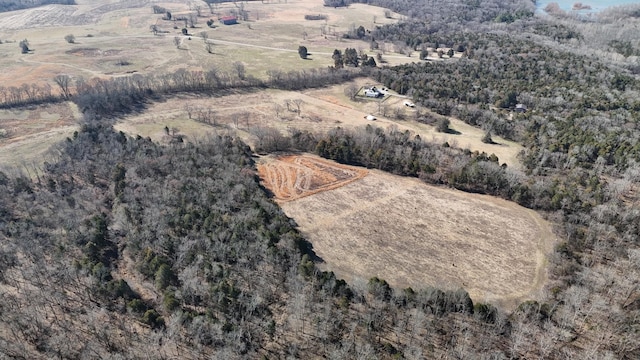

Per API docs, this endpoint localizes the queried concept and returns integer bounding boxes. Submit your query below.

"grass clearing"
[115,79,523,168]
[0,101,79,169]
[0,0,450,169]
[0,125,77,169]
[262,154,555,309]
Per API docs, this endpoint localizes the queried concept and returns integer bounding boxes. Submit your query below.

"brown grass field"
[0,0,412,89]
[0,102,80,169]
[260,154,555,309]
[0,0,423,169]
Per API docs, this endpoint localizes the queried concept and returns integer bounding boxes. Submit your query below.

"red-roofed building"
[220,16,237,25]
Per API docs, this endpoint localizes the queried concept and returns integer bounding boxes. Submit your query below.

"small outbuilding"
[220,16,238,25]
[515,103,527,113]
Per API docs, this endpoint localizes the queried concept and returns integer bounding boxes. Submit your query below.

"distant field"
[263,154,555,309]
[0,0,411,89]
[0,0,407,167]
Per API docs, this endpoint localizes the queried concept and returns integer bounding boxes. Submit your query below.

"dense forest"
[1,0,640,358]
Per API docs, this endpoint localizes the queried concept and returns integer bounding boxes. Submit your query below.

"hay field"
[0,0,410,89]
[261,154,555,308]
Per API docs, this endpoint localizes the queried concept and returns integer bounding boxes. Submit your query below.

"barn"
[220,16,238,25]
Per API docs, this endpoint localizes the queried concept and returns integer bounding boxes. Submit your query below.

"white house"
[364,87,382,98]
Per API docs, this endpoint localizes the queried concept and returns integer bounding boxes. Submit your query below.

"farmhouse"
[220,16,238,25]
[364,87,382,98]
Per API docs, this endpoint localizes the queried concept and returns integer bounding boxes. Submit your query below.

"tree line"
[0,67,366,119]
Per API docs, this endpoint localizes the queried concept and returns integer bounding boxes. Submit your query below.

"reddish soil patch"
[257,154,368,202]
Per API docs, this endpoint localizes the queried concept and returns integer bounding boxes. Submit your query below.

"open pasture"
[0,0,411,168]
[0,101,79,168]
[262,154,555,308]
[0,0,409,90]
[0,0,468,168]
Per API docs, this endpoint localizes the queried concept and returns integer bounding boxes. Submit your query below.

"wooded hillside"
[1,0,640,358]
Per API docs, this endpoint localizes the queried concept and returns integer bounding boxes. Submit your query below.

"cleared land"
[257,154,368,201]
[0,0,416,167]
[0,102,79,169]
[115,79,524,168]
[0,0,413,89]
[2,79,523,170]
[262,154,555,309]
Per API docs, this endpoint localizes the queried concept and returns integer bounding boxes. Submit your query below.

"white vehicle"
[403,100,415,107]
[365,115,377,121]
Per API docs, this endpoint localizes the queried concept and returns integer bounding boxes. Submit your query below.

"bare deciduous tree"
[184,103,194,119]
[188,13,197,28]
[344,84,359,100]
[53,74,72,99]
[233,61,246,80]
[292,99,303,115]
[274,103,283,118]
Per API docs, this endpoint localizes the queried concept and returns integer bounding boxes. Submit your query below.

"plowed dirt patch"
[257,155,368,202]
